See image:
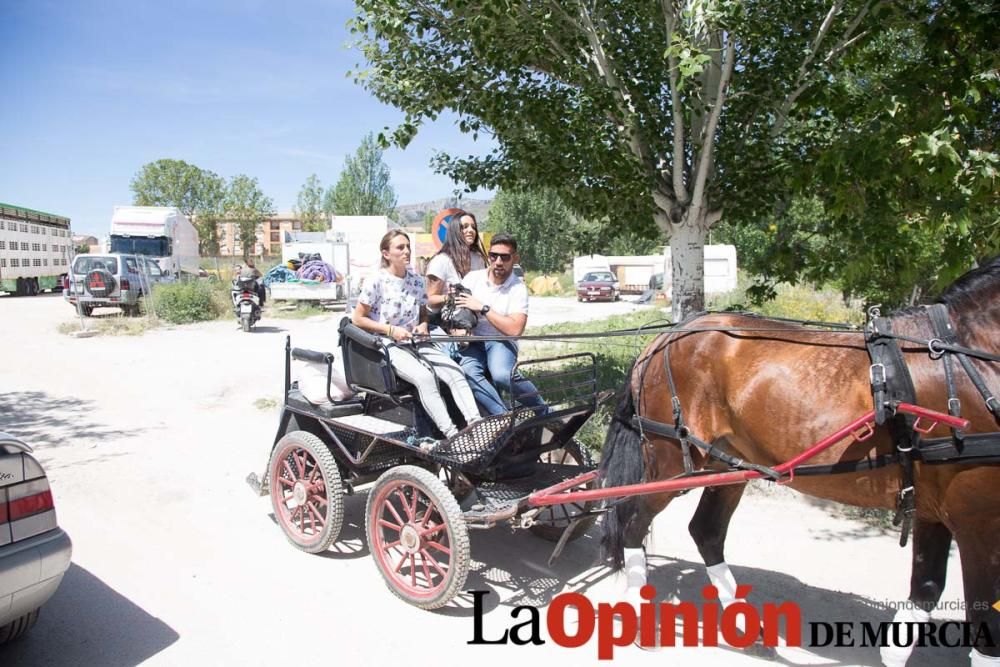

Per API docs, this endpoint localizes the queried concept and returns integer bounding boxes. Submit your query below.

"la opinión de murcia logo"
[469,585,799,659]
[467,587,998,659]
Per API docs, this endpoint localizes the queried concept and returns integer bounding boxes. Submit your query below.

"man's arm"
[455,293,527,336]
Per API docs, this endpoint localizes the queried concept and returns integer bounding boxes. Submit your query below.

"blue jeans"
[458,340,547,416]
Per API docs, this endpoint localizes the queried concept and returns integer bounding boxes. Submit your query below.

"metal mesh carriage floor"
[423,409,535,472]
[472,463,592,514]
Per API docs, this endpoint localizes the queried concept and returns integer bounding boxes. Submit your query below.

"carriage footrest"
[472,463,592,515]
[246,472,268,497]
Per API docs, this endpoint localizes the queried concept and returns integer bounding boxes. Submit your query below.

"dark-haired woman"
[425,211,487,318]
[351,230,481,439]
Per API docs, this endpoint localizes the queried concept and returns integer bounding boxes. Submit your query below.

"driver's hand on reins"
[389,326,413,342]
[408,322,430,342]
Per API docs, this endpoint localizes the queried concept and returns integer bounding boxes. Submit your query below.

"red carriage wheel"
[366,465,470,609]
[530,439,598,543]
[268,431,344,553]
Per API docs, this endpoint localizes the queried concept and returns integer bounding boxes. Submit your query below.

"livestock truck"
[108,206,200,277]
[0,202,73,296]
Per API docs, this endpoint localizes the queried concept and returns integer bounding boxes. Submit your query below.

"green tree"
[488,189,574,273]
[296,174,328,232]
[224,175,275,259]
[352,1,995,318]
[325,133,398,218]
[130,159,226,255]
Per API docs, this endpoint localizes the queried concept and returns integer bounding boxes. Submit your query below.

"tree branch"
[575,0,657,173]
[690,34,735,212]
[663,0,688,203]
[772,0,881,138]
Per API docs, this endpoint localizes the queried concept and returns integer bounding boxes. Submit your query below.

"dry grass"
[57,314,161,337]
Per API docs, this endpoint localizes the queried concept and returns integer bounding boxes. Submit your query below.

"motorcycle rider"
[238,258,266,306]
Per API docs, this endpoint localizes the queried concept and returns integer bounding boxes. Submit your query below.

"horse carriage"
[248,257,1000,664]
[246,318,603,609]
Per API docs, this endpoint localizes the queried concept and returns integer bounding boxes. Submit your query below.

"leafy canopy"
[296,174,328,232]
[326,132,399,218]
[130,159,226,254]
[225,175,275,259]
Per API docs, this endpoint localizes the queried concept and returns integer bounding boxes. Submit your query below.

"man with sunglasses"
[454,233,547,415]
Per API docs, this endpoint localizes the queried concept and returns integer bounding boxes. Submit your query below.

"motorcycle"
[231,277,262,332]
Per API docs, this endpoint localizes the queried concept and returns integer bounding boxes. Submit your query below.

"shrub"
[153,280,228,324]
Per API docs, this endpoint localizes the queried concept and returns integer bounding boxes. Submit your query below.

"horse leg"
[881,518,953,667]
[688,482,780,657]
[622,501,659,604]
[954,531,1000,666]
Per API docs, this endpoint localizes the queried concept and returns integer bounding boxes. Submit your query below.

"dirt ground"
[0,293,969,666]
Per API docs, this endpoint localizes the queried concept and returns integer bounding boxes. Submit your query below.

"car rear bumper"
[0,528,72,626]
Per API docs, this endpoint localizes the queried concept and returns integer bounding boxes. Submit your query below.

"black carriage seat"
[338,317,417,400]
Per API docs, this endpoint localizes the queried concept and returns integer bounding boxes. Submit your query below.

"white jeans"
[385,342,481,437]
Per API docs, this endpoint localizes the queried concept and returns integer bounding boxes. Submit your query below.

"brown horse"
[600,256,1000,666]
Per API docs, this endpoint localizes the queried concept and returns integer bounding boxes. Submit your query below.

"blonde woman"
[351,230,481,439]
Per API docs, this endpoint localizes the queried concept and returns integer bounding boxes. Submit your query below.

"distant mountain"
[394,198,493,227]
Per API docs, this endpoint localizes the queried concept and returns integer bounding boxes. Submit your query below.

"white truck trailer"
[108,206,200,277]
[0,202,73,296]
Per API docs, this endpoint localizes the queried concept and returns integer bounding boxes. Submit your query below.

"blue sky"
[0,1,493,237]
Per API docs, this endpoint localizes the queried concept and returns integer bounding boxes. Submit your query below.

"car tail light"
[0,456,57,546]
[242,292,252,299]
[120,278,130,291]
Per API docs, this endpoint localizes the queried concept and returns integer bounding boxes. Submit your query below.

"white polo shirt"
[463,268,529,339]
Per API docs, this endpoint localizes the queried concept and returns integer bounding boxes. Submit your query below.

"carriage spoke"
[293,451,307,478]
[419,523,446,539]
[278,476,296,489]
[424,539,451,556]
[409,554,417,588]
[385,497,406,527]
[419,503,435,527]
[378,518,402,531]
[282,460,296,481]
[409,488,421,521]
[393,551,408,573]
[307,501,325,529]
[419,552,432,584]
[421,548,448,577]
[394,489,415,522]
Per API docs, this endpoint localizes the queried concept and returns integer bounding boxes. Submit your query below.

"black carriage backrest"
[338,317,410,396]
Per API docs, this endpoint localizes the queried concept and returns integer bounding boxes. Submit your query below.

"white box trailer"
[269,231,349,302]
[108,206,200,277]
[0,202,73,296]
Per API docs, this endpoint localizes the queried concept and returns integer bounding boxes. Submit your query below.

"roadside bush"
[153,280,228,324]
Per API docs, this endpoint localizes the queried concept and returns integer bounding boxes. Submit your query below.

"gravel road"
[0,293,968,666]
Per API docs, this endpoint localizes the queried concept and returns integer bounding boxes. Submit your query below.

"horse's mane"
[937,255,1000,312]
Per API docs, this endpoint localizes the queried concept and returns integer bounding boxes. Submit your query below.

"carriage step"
[246,472,268,497]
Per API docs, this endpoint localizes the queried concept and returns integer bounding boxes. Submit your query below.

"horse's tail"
[599,373,646,571]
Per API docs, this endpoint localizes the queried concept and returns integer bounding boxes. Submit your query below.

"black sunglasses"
[488,251,513,262]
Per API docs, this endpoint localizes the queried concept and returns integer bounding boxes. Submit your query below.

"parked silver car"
[0,432,72,644]
[63,253,162,316]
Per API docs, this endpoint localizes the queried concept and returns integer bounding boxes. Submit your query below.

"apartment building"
[216,212,307,257]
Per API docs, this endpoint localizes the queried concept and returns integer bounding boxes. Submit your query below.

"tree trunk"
[669,217,707,322]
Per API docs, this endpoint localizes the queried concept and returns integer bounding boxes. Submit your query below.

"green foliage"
[296,174,328,232]
[488,189,575,273]
[325,133,398,218]
[225,175,275,259]
[130,159,226,255]
[152,280,228,324]
[352,0,995,317]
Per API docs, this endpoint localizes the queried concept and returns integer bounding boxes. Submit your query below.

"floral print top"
[358,268,427,331]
